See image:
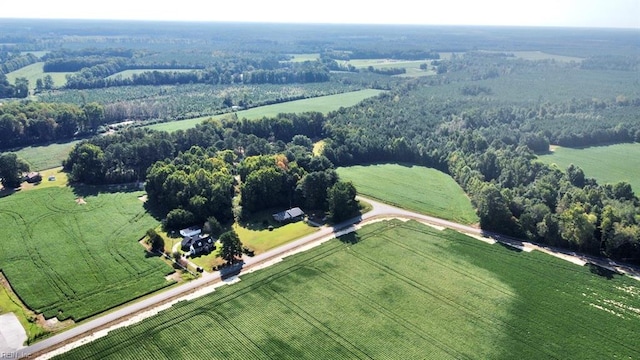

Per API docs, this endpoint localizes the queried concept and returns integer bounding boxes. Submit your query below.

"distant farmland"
[106,69,197,80]
[538,143,640,193]
[0,186,174,322]
[6,62,72,90]
[145,89,384,132]
[56,220,640,360]
[337,163,479,224]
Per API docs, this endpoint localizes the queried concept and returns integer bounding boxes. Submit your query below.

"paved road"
[17,196,640,359]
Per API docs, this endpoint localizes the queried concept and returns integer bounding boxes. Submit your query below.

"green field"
[6,62,72,90]
[55,220,640,359]
[286,54,320,62]
[538,143,640,193]
[106,69,197,80]
[0,186,174,322]
[337,163,479,224]
[13,140,80,171]
[145,89,384,132]
[339,59,435,77]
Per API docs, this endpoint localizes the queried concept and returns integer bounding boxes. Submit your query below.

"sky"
[1,0,639,29]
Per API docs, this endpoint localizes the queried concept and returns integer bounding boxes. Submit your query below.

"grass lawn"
[145,89,384,132]
[234,217,318,254]
[537,143,640,193]
[6,62,72,90]
[13,140,80,171]
[337,163,479,225]
[55,219,640,360]
[0,186,174,322]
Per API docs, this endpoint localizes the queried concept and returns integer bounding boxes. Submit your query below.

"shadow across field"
[588,263,620,280]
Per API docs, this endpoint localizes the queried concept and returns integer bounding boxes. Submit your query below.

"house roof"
[273,207,305,222]
[191,237,214,251]
[179,226,201,237]
[182,234,210,248]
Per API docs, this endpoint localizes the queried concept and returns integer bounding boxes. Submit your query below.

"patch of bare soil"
[75,197,86,205]
[37,314,74,332]
[165,272,182,283]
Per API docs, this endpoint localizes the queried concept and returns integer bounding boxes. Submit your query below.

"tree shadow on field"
[497,242,523,253]
[69,182,143,198]
[588,263,619,280]
[339,232,360,245]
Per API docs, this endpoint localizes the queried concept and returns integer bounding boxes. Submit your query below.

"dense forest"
[1,20,639,264]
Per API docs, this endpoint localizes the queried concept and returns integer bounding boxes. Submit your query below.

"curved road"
[18,196,640,359]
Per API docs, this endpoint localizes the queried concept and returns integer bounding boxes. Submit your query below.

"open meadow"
[538,143,640,193]
[339,58,436,77]
[55,219,640,360]
[337,163,479,224]
[0,186,174,323]
[145,89,384,132]
[13,140,80,171]
[6,62,72,90]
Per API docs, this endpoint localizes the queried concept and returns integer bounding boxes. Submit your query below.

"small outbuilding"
[272,207,305,223]
[25,172,42,183]
[179,226,201,238]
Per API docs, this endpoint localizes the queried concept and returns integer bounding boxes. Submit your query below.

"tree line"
[0,101,106,149]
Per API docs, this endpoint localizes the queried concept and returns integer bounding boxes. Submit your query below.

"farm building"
[189,236,215,256]
[24,172,42,183]
[272,207,305,223]
[179,226,201,238]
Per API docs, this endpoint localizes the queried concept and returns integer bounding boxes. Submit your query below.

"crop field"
[0,186,174,322]
[339,59,435,77]
[286,53,320,62]
[13,140,80,171]
[55,219,640,360]
[6,62,72,90]
[337,163,479,224]
[538,143,640,193]
[146,89,384,132]
[481,50,583,62]
[106,69,197,80]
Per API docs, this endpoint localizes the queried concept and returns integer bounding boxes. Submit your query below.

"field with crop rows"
[0,186,174,321]
[146,89,384,132]
[538,143,640,193]
[56,219,640,359]
[337,163,479,224]
[13,140,80,171]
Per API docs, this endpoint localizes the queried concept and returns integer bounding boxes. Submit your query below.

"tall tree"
[219,230,243,265]
[0,153,30,189]
[327,181,359,222]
